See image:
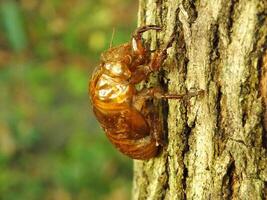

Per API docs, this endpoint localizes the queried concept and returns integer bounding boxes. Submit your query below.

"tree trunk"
[132,0,267,199]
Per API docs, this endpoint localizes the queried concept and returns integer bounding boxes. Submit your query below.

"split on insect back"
[88,25,204,160]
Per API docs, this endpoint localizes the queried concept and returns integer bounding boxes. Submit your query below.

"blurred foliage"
[0,0,138,199]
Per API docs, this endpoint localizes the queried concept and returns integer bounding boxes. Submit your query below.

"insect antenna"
[110,27,116,48]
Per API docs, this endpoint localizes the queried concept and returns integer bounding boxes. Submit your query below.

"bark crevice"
[181,0,198,25]
[227,0,239,43]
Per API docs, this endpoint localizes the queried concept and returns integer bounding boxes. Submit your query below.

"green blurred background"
[0,0,138,199]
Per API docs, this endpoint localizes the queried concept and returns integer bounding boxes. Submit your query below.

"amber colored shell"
[89,26,204,159]
[89,41,160,159]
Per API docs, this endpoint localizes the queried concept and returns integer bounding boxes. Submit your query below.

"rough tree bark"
[132,0,267,199]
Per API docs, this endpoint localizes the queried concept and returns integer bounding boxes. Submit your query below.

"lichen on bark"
[133,0,267,199]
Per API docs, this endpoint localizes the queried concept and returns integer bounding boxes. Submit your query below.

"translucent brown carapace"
[89,25,202,160]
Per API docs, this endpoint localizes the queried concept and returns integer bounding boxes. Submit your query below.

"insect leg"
[129,65,151,84]
[131,25,161,56]
[133,25,161,40]
[134,87,204,147]
[129,33,176,83]
[133,89,165,146]
[149,33,176,71]
[137,87,204,100]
